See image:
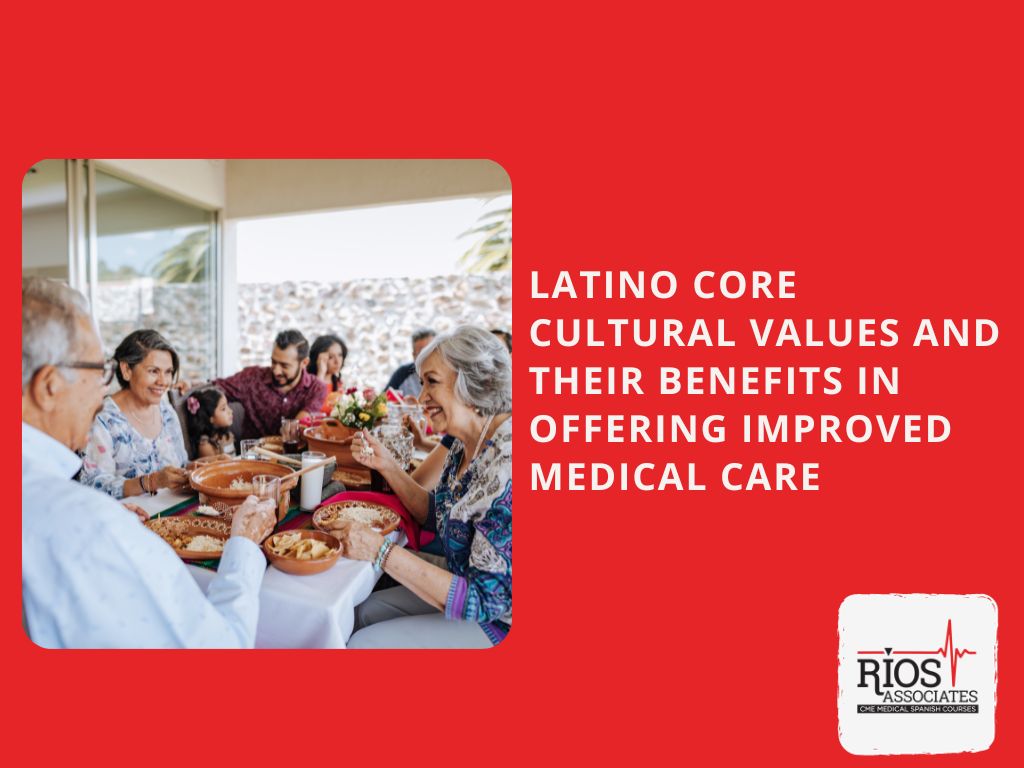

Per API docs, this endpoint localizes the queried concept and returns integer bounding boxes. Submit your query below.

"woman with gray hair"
[329,325,512,648]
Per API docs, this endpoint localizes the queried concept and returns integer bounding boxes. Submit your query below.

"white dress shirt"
[22,423,266,648]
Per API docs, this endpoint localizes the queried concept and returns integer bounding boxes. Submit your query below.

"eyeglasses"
[61,359,116,387]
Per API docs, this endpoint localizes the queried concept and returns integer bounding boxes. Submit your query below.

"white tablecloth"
[135,488,196,517]
[144,490,399,648]
[188,532,402,649]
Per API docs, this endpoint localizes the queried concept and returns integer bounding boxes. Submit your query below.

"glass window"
[94,170,216,382]
[22,160,69,282]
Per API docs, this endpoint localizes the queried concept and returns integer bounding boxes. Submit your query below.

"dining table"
[134,477,406,649]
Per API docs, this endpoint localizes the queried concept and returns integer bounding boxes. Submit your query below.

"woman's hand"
[316,352,330,380]
[122,502,149,523]
[230,495,277,544]
[151,466,190,490]
[172,380,192,395]
[350,429,398,473]
[403,414,432,451]
[325,520,384,562]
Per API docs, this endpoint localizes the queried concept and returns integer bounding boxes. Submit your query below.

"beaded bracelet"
[373,540,393,572]
[376,544,391,573]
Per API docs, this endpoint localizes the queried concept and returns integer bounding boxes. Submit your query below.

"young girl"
[185,387,236,458]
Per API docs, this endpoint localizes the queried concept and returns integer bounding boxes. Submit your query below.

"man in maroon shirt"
[214,330,327,439]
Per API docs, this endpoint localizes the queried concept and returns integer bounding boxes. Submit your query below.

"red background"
[4,2,1022,765]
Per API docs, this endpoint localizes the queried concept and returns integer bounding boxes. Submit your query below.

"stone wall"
[238,274,512,389]
[94,274,512,387]
[95,280,214,383]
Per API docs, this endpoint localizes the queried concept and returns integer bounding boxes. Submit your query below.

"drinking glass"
[280,418,302,454]
[373,423,414,470]
[408,404,428,436]
[241,439,261,460]
[386,403,403,424]
[251,474,281,503]
[300,451,326,511]
[387,403,421,437]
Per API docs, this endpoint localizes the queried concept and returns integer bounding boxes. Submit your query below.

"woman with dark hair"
[185,386,236,458]
[79,329,189,499]
[307,334,348,393]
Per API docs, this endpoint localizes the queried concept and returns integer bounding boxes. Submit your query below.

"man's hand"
[230,495,277,544]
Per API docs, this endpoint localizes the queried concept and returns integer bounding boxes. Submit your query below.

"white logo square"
[838,594,997,755]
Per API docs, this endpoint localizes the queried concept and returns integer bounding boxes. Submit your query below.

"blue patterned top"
[78,397,188,500]
[426,418,511,645]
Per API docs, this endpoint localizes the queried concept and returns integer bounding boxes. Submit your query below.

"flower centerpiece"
[330,387,389,430]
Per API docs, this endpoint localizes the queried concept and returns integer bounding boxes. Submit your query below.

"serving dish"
[331,467,372,489]
[145,517,231,561]
[262,529,341,575]
[260,436,284,453]
[304,418,362,469]
[189,459,298,521]
[313,500,401,536]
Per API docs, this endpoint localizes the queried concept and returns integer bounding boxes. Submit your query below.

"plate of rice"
[313,501,401,536]
[145,517,231,560]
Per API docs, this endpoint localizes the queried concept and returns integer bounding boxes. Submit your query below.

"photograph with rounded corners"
[21,159,511,649]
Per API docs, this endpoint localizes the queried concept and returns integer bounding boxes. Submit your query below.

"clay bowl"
[145,517,231,561]
[189,459,298,521]
[304,418,363,470]
[191,453,234,469]
[313,500,401,536]
[263,529,341,575]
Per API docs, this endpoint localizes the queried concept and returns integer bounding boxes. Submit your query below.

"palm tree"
[97,259,141,280]
[150,229,209,283]
[458,202,511,273]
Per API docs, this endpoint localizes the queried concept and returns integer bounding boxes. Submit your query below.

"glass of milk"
[300,451,327,511]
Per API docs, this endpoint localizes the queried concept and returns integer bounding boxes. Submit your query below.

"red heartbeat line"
[857,619,976,686]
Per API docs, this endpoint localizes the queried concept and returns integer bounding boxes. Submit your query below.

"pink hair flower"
[186,396,200,415]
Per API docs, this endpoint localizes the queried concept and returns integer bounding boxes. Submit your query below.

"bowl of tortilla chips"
[262,529,341,575]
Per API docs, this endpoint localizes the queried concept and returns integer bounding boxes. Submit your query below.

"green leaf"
[458,205,511,273]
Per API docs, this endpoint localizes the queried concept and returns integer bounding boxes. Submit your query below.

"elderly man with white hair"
[334,325,512,648]
[21,277,275,648]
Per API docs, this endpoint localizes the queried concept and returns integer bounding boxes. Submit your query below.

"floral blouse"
[426,418,512,645]
[79,397,188,500]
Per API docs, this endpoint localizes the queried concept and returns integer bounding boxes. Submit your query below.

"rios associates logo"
[838,594,997,755]
[856,618,978,713]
